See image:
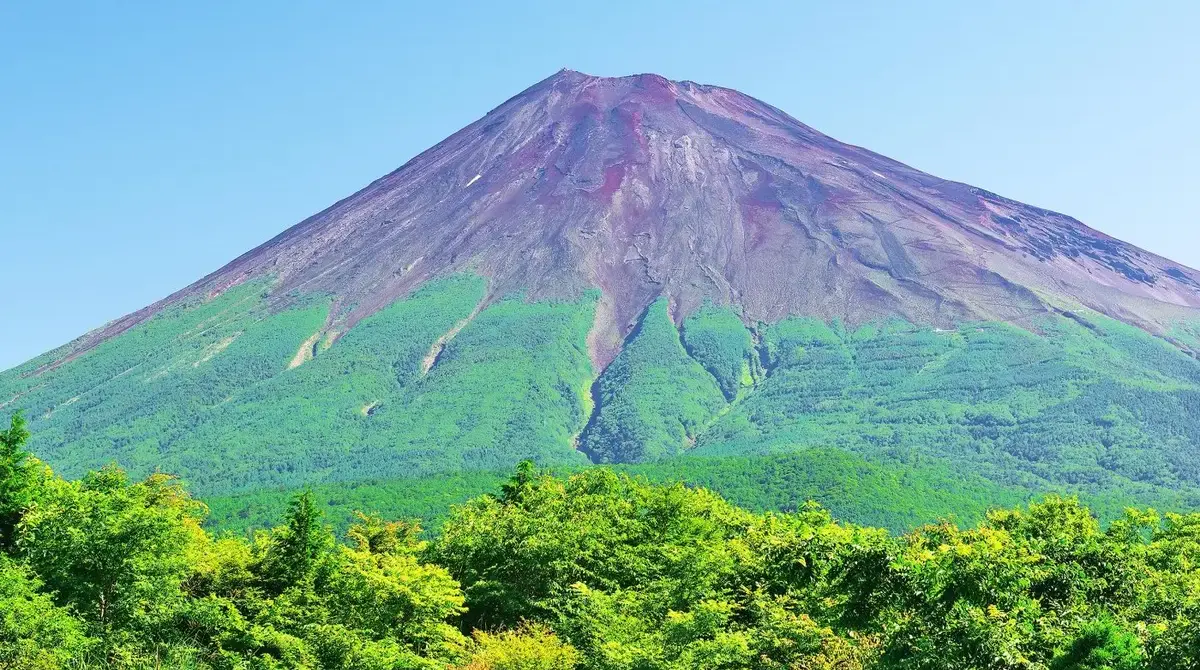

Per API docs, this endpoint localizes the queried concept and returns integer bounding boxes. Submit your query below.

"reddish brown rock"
[61,70,1200,370]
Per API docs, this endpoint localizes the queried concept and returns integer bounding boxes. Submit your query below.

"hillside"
[3,70,1200,521]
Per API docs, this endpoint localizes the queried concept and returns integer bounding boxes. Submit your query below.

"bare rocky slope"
[59,69,1200,371]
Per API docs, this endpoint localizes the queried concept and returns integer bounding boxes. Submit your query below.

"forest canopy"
[2,413,1200,669]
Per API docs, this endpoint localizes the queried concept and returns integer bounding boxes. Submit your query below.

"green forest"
[207,447,1183,540]
[4,274,1200,516]
[5,274,1200,667]
[4,413,1200,669]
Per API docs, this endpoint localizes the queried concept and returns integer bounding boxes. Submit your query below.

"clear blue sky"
[2,1,1198,371]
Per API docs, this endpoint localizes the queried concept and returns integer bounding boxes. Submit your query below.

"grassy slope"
[1,276,595,495]
[693,313,1200,496]
[680,303,758,400]
[5,275,1200,525]
[0,279,331,482]
[581,298,727,463]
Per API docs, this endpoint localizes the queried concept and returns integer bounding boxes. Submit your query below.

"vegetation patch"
[4,415,1200,669]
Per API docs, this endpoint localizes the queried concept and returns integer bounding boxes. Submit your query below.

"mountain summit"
[6,71,1200,503]
[78,69,1200,369]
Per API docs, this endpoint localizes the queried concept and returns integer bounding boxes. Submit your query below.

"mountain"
[5,70,1200,521]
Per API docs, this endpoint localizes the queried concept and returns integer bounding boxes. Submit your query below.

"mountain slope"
[39,69,1200,371]
[4,70,1200,516]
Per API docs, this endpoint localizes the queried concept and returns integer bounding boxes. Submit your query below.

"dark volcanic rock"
[67,69,1200,369]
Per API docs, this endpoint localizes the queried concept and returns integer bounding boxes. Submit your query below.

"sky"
[2,1,1198,371]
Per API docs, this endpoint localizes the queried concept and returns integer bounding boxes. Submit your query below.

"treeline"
[3,413,1200,669]
[205,448,1034,537]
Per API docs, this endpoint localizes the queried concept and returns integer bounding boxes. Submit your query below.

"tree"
[459,623,579,670]
[345,511,423,556]
[0,413,39,550]
[499,459,538,503]
[260,489,335,592]
[322,529,468,663]
[16,467,209,661]
[0,555,93,669]
[1051,619,1144,670]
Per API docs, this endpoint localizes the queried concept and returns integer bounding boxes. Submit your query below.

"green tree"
[0,555,93,669]
[321,529,468,663]
[499,460,538,503]
[0,413,40,550]
[260,490,336,592]
[229,503,470,668]
[460,623,579,670]
[16,467,209,662]
[1051,619,1145,670]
